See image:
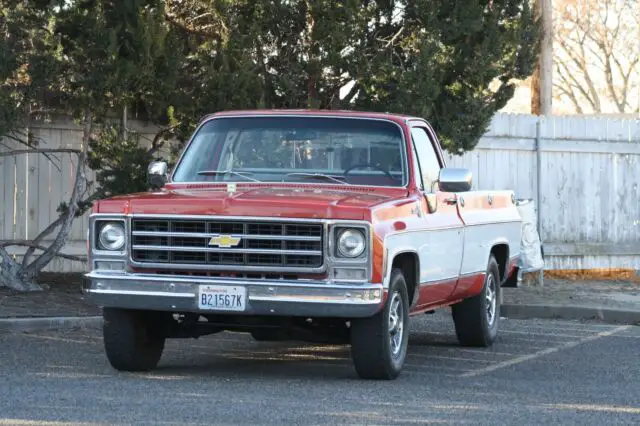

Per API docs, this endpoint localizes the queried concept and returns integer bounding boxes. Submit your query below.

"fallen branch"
[19,191,95,267]
[0,240,86,262]
[0,148,82,158]
[20,215,66,266]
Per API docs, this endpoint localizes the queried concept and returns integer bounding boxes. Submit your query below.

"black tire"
[350,268,410,380]
[452,255,501,347]
[102,308,166,372]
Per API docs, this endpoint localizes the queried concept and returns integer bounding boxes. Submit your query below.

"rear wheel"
[102,308,166,372]
[350,268,409,380]
[452,255,501,347]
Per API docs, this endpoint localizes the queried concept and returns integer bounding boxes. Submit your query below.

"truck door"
[409,124,465,306]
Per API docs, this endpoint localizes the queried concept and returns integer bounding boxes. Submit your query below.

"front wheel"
[102,308,166,372]
[350,268,409,380]
[452,255,501,347]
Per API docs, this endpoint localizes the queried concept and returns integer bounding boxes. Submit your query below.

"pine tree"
[72,0,540,199]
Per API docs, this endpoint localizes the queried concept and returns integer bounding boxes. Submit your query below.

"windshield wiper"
[284,172,348,185]
[196,170,262,182]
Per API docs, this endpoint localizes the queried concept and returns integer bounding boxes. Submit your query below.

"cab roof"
[202,109,424,124]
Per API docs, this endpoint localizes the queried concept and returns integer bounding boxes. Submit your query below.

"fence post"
[534,118,544,286]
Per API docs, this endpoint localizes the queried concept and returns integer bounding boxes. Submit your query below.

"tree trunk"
[0,247,41,291]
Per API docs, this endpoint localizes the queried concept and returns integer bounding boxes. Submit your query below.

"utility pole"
[530,0,552,287]
[531,0,553,115]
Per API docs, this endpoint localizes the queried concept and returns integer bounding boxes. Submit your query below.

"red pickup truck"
[84,109,521,380]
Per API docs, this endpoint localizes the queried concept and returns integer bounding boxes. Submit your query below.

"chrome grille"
[130,218,324,270]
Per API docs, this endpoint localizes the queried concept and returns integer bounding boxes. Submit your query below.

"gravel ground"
[1,311,638,425]
[1,272,639,318]
[503,278,640,311]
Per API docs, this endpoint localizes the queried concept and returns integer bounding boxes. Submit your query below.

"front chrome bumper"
[83,272,385,318]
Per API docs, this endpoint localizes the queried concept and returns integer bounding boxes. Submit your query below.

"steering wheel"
[343,163,395,180]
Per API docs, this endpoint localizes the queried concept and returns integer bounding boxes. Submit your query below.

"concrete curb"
[0,316,102,333]
[502,304,640,325]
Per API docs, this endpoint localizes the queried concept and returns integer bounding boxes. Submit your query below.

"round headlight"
[99,222,125,251]
[337,229,366,258]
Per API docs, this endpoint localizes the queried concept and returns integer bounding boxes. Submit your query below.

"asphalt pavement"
[1,311,639,425]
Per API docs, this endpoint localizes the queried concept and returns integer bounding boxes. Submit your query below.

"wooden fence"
[1,113,639,272]
[444,114,640,271]
[0,119,163,272]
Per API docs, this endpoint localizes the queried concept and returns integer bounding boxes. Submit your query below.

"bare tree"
[0,114,92,291]
[553,0,640,114]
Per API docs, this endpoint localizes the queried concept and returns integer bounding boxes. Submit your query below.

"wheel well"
[392,252,419,305]
[491,244,509,281]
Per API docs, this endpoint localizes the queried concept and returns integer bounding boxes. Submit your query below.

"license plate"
[198,285,246,311]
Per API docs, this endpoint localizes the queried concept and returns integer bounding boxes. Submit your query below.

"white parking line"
[607,333,640,339]
[540,403,640,415]
[502,322,619,330]
[408,354,495,363]
[497,335,588,344]
[410,370,470,378]
[499,329,590,339]
[459,325,631,378]
[22,334,94,345]
[0,420,100,426]
[419,347,518,357]
[497,342,552,349]
[500,326,618,336]
[406,363,473,373]
[457,349,517,357]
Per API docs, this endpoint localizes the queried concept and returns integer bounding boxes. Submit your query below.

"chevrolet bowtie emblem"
[208,235,241,248]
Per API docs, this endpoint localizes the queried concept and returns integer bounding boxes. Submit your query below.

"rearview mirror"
[439,168,472,192]
[147,161,168,190]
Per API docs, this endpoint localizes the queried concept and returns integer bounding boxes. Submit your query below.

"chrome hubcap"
[486,274,497,325]
[388,292,404,357]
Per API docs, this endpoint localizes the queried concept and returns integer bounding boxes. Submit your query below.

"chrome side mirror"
[147,161,168,190]
[439,168,472,192]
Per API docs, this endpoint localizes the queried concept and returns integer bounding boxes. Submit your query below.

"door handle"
[444,197,457,205]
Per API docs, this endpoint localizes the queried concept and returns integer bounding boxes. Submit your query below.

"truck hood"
[94,184,408,220]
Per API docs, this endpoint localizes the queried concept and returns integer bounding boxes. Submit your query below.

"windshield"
[171,116,407,187]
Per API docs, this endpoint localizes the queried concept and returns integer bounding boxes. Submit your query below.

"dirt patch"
[0,272,99,318]
[35,272,87,293]
[503,277,640,311]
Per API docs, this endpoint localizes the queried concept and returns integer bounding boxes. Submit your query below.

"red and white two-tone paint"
[84,109,522,380]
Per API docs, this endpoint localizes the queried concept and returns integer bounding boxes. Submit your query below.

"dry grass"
[544,268,640,282]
